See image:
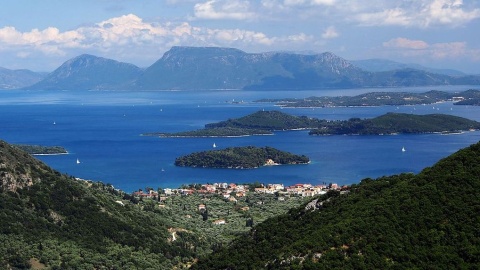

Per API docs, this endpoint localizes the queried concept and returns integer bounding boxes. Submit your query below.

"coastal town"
[131,182,348,201]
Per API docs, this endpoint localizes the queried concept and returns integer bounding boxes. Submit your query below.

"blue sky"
[1,0,479,74]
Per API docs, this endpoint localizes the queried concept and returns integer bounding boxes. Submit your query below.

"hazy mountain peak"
[24,54,142,90]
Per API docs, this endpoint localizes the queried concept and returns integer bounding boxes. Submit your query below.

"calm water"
[1,87,479,192]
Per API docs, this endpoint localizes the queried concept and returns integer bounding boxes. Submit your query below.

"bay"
[0,86,479,192]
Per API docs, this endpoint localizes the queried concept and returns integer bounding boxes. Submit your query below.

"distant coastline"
[14,144,68,155]
[256,89,480,108]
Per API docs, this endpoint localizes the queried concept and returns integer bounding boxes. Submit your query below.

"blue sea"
[1,86,479,192]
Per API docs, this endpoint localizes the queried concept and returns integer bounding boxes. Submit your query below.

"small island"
[309,113,480,135]
[143,110,324,137]
[14,144,68,155]
[144,110,480,138]
[256,89,480,107]
[174,146,310,169]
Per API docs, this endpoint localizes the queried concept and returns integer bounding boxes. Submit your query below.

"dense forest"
[0,140,310,269]
[256,89,480,107]
[175,146,310,169]
[192,141,480,269]
[309,113,480,135]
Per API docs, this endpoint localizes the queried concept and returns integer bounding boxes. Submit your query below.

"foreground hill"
[21,46,480,90]
[24,54,142,90]
[0,140,201,269]
[192,141,480,269]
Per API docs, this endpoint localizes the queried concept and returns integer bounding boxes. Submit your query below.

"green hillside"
[192,141,480,269]
[309,113,480,135]
[0,140,200,269]
[0,140,311,269]
[205,110,324,130]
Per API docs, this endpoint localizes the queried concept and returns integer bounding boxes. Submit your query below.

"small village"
[131,182,348,201]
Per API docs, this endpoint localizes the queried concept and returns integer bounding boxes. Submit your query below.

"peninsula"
[14,144,68,155]
[145,110,479,138]
[143,127,273,138]
[174,146,310,169]
[256,89,480,107]
[309,113,480,135]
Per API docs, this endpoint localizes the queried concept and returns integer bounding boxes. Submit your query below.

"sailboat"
[402,147,406,152]
[76,158,81,164]
[213,143,217,148]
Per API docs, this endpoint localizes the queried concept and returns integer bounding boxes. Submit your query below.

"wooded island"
[175,146,310,169]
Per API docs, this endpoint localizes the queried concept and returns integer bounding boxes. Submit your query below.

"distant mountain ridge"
[0,67,46,90]
[24,54,143,90]
[351,59,467,76]
[14,46,480,91]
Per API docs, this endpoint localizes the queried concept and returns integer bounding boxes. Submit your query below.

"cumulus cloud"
[383,38,429,50]
[284,0,335,6]
[193,0,256,20]
[0,13,280,68]
[355,0,480,27]
[382,37,476,60]
[321,26,339,39]
[258,0,479,28]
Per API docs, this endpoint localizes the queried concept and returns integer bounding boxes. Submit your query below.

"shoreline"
[32,152,69,156]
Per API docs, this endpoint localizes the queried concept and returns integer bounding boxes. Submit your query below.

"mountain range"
[0,67,47,89]
[351,59,466,76]
[1,46,479,90]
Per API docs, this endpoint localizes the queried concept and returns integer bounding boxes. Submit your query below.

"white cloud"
[193,0,256,20]
[0,13,279,67]
[310,0,335,5]
[285,33,313,42]
[355,8,411,26]
[383,38,429,50]
[321,26,339,39]
[283,0,335,6]
[354,0,480,28]
[207,28,274,45]
[382,37,477,60]
[421,0,480,27]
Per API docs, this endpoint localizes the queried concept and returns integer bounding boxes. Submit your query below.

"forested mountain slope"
[0,140,199,269]
[192,141,480,269]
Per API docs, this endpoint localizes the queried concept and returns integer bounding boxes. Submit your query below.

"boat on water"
[402,147,406,152]
[213,143,217,148]
[76,158,81,164]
